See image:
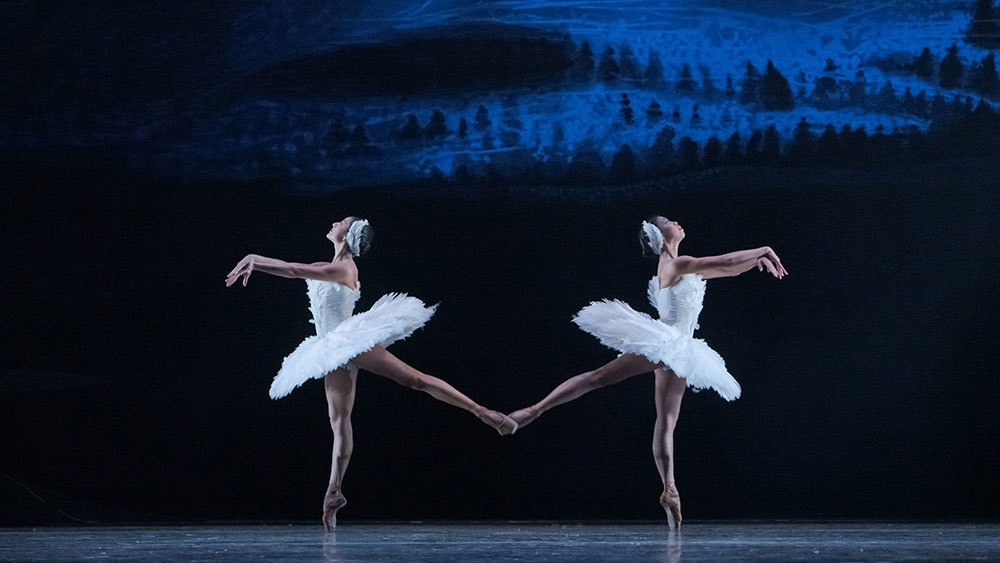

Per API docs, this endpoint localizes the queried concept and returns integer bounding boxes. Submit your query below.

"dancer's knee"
[328,409,352,429]
[405,373,429,391]
[586,367,615,389]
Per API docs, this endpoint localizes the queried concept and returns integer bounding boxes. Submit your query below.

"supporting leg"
[653,367,686,529]
[322,366,356,531]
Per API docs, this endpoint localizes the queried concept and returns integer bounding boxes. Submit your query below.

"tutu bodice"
[647,274,706,336]
[573,271,740,401]
[270,278,437,399]
[307,279,361,335]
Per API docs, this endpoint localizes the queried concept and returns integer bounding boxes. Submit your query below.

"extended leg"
[509,353,657,429]
[653,367,686,529]
[352,345,516,434]
[322,366,356,532]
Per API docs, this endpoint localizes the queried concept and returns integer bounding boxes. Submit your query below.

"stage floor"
[2,522,999,561]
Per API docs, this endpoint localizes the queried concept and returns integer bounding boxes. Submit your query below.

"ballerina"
[509,216,786,529]
[225,216,517,531]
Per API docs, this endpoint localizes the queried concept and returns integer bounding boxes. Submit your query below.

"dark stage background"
[4,0,1000,526]
[3,155,999,524]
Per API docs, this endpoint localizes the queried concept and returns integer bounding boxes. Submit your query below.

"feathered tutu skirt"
[270,293,437,399]
[573,300,741,401]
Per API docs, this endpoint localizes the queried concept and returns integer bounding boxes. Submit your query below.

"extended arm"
[667,247,786,280]
[225,254,347,286]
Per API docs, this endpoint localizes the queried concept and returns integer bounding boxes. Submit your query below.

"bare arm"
[665,247,786,280]
[225,254,350,287]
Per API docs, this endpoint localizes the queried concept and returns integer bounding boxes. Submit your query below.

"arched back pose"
[508,216,787,529]
[226,216,517,531]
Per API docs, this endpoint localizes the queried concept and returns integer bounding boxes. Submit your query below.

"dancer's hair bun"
[346,218,373,256]
[640,218,663,258]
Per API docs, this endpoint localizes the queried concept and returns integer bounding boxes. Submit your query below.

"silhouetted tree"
[876,81,899,112]
[620,93,634,124]
[761,124,782,163]
[789,117,816,164]
[703,136,723,168]
[671,104,681,122]
[399,114,422,142]
[572,41,596,82]
[948,99,1000,156]
[914,48,935,80]
[425,110,447,139]
[723,132,743,164]
[598,45,621,83]
[813,75,838,98]
[643,125,675,177]
[552,121,566,146]
[843,125,870,165]
[951,93,969,118]
[816,124,844,165]
[971,52,1000,99]
[675,136,700,171]
[967,0,1000,48]
[901,87,917,115]
[869,124,902,166]
[824,58,838,72]
[760,60,794,110]
[676,63,697,94]
[451,161,474,184]
[690,104,702,126]
[745,129,763,162]
[481,129,495,150]
[849,70,867,105]
[740,61,761,105]
[458,117,468,139]
[699,65,716,100]
[611,144,637,183]
[929,93,952,129]
[939,44,963,89]
[904,124,927,161]
[568,139,607,184]
[643,50,666,90]
[725,74,736,98]
[618,45,642,83]
[912,90,929,116]
[646,99,664,121]
[474,105,491,131]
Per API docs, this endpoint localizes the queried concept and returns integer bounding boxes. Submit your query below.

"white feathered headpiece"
[346,218,370,256]
[641,221,664,255]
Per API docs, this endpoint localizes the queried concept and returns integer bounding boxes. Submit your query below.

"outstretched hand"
[226,254,257,287]
[756,256,785,279]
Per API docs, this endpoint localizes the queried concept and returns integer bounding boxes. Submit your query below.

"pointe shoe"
[322,488,347,532]
[508,405,541,429]
[474,406,519,436]
[659,483,682,530]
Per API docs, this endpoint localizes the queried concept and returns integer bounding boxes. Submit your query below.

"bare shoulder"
[657,256,695,288]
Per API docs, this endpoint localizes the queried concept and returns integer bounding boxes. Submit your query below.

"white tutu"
[270,284,437,399]
[572,274,741,401]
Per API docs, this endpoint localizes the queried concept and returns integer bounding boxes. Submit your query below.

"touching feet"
[322,486,347,532]
[659,482,682,530]
[474,406,519,436]
[508,405,541,430]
